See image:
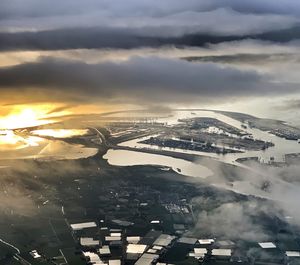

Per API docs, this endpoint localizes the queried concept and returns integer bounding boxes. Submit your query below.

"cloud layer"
[0,56,297,105]
[0,1,300,51]
[1,1,300,110]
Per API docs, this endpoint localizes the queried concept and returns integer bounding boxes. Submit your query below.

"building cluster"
[65,220,300,265]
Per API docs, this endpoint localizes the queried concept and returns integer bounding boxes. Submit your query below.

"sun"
[0,108,52,130]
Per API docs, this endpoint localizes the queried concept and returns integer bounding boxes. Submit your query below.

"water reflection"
[0,130,44,150]
[0,130,97,161]
[103,149,213,179]
[32,129,89,138]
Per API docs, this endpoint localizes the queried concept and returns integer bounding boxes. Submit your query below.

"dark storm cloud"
[0,56,296,105]
[183,53,298,64]
[2,26,300,52]
[0,1,299,51]
[0,27,161,51]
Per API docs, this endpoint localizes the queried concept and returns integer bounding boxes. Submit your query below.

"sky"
[1,0,300,122]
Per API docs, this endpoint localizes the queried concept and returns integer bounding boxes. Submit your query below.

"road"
[0,238,20,254]
[89,127,107,147]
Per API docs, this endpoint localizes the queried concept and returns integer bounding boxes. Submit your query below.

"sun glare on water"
[0,104,97,153]
[0,105,70,150]
[32,129,89,138]
[0,130,44,150]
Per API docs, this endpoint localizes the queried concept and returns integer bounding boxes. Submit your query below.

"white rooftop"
[105,236,121,241]
[212,249,231,256]
[83,251,105,264]
[198,239,214,245]
[127,244,147,254]
[258,242,276,249]
[99,245,111,256]
[70,222,97,230]
[190,248,207,259]
[127,236,141,244]
[152,245,163,250]
[147,248,158,254]
[194,248,207,255]
[286,251,300,257]
[29,250,41,259]
[80,237,99,246]
[109,260,121,265]
[110,232,122,237]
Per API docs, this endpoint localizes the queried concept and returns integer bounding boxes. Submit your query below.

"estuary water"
[103,149,213,179]
[104,110,300,180]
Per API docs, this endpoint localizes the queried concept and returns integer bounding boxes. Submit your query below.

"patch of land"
[139,117,273,153]
[219,111,300,140]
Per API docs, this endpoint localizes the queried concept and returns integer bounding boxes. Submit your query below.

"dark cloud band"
[0,56,296,105]
[1,26,300,52]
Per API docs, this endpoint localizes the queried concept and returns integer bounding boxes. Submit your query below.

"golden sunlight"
[0,104,73,150]
[32,129,89,138]
[0,108,50,130]
[0,104,71,130]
